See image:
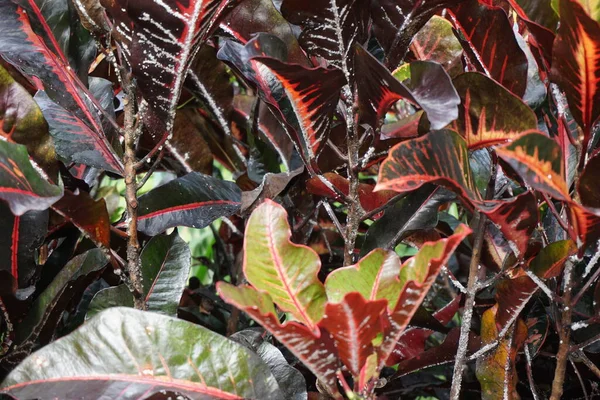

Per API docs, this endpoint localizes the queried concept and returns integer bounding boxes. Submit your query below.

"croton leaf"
[325,248,402,308]
[411,15,464,76]
[354,45,460,130]
[578,152,600,207]
[86,284,134,320]
[101,0,239,140]
[280,0,370,71]
[253,57,346,159]
[306,172,398,213]
[167,108,214,174]
[136,172,241,236]
[34,90,123,174]
[371,0,463,69]
[451,72,538,149]
[217,284,341,399]
[495,240,576,333]
[0,1,118,171]
[361,186,455,254]
[568,202,600,250]
[71,0,110,35]
[1,307,283,399]
[496,132,569,200]
[378,225,471,367]
[0,204,48,290]
[376,129,538,256]
[141,231,192,316]
[319,292,387,378]
[0,141,63,216]
[51,190,110,248]
[450,0,529,97]
[551,0,600,156]
[6,249,108,364]
[476,305,528,400]
[0,63,56,176]
[243,199,327,330]
[222,0,308,65]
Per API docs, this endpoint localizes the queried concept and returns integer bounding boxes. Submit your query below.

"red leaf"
[319,293,387,377]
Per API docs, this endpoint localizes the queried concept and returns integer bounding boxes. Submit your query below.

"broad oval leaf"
[243,200,326,330]
[451,72,538,149]
[411,15,464,76]
[0,141,63,216]
[551,0,600,154]
[136,172,241,236]
[87,284,134,320]
[141,231,192,316]
[1,307,283,399]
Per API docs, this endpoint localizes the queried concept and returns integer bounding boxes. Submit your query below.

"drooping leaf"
[514,0,559,30]
[7,249,108,364]
[71,0,110,35]
[0,63,56,175]
[167,108,214,174]
[371,0,464,68]
[411,15,464,76]
[280,0,370,71]
[1,307,283,399]
[34,91,123,174]
[136,172,241,236]
[568,202,600,250]
[496,132,569,200]
[320,292,387,378]
[551,0,600,155]
[0,1,116,168]
[242,167,304,214]
[325,249,402,307]
[101,0,239,140]
[217,284,341,399]
[450,0,529,97]
[476,305,528,400]
[243,200,327,330]
[451,72,538,149]
[0,141,63,216]
[0,204,48,289]
[141,232,192,316]
[51,190,110,248]
[361,186,455,254]
[354,45,460,130]
[529,239,577,278]
[253,57,346,160]
[379,225,472,367]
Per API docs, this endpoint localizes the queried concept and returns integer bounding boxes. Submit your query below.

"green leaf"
[243,200,327,330]
[86,284,134,320]
[141,231,192,316]
[1,307,283,399]
[325,249,402,309]
[0,141,63,215]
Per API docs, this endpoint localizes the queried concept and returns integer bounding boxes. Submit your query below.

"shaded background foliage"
[0,0,598,399]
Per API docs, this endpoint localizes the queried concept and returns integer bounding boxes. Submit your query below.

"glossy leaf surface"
[137,172,241,236]
[2,307,282,399]
[243,200,326,330]
[0,141,62,216]
[141,232,192,316]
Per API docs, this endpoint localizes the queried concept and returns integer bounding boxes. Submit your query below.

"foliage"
[0,0,599,399]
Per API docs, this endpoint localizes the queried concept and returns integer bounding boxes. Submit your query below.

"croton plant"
[0,0,600,398]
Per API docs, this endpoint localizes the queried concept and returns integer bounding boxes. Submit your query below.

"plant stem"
[122,79,145,310]
[550,260,575,400]
[449,211,487,399]
[343,89,362,266]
